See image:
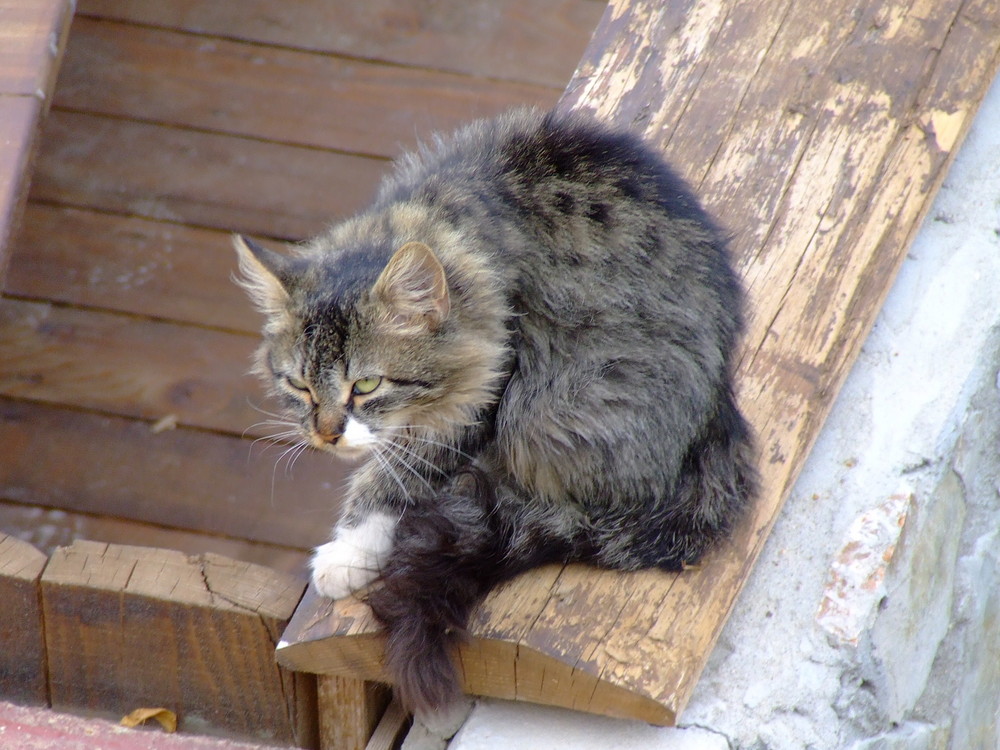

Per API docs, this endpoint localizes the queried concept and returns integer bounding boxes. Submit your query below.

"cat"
[236,108,757,717]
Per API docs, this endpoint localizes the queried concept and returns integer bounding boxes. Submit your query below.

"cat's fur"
[236,108,757,714]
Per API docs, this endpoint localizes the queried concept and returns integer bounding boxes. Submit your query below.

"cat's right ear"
[233,235,298,315]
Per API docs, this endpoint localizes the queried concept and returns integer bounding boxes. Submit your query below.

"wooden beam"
[41,540,319,746]
[0,0,74,278]
[276,0,1000,725]
[0,533,48,704]
[317,676,390,750]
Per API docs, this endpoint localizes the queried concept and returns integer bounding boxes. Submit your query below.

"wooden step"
[74,0,604,89]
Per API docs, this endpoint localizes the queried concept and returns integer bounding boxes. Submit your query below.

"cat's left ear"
[373,242,450,333]
[233,235,301,315]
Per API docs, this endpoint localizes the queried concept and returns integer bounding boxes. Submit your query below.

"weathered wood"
[0,0,74,277]
[41,540,318,747]
[75,0,603,89]
[54,18,559,159]
[277,0,1000,725]
[0,398,343,550]
[317,676,390,750]
[0,0,73,97]
[0,97,39,278]
[29,109,386,240]
[0,533,48,704]
[0,297,264,435]
[4,204,259,332]
[365,698,410,750]
[0,499,309,575]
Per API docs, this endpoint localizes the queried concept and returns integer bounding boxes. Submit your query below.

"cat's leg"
[311,511,397,599]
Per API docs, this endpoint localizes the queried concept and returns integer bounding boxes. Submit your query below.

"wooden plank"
[0,96,39,277]
[54,18,560,159]
[0,398,344,550]
[0,0,74,279]
[0,533,48,705]
[75,0,603,89]
[42,540,318,747]
[364,698,410,750]
[29,109,386,240]
[4,204,259,333]
[317,677,390,750]
[0,0,74,97]
[276,0,1000,725]
[0,297,265,435]
[0,499,308,575]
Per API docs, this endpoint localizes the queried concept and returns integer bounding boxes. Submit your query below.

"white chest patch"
[311,512,397,599]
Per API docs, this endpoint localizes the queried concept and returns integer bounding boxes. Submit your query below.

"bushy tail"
[362,474,564,714]
[662,383,758,566]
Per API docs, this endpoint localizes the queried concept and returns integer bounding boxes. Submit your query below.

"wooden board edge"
[0,532,49,705]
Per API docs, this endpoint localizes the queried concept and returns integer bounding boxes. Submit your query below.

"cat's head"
[235,235,506,459]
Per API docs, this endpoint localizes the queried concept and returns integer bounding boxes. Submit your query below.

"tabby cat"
[236,108,756,715]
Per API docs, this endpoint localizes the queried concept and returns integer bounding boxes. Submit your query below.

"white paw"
[311,513,397,599]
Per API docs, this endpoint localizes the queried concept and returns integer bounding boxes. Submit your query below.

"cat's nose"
[313,412,345,443]
[315,428,341,444]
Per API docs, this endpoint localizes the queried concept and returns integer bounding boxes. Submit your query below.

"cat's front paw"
[310,513,397,599]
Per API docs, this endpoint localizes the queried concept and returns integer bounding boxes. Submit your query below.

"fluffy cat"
[236,108,757,715]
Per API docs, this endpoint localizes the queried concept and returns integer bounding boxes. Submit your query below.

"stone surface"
[449,64,1000,750]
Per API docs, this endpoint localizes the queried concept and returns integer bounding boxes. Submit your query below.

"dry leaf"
[120,707,178,733]
[150,414,179,433]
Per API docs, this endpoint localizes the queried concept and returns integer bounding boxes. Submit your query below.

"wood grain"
[0,0,73,97]
[75,0,603,89]
[0,397,345,550]
[278,0,1000,725]
[4,204,259,332]
[317,677,390,750]
[0,533,48,705]
[0,0,74,278]
[0,96,39,276]
[0,297,266,434]
[29,109,386,240]
[0,498,308,575]
[54,18,559,159]
[41,540,318,746]
[364,698,410,750]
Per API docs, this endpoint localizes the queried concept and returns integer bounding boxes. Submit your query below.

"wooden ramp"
[277,0,1000,727]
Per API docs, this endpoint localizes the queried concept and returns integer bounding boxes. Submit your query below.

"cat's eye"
[285,375,311,394]
[352,376,382,396]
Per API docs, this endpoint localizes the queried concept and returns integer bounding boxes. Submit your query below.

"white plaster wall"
[449,70,1000,750]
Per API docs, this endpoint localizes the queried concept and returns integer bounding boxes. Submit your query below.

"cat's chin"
[332,444,372,461]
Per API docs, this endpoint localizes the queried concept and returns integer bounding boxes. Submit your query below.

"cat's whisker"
[284,441,312,476]
[370,446,413,504]
[379,437,448,477]
[245,399,294,421]
[377,424,477,462]
[246,427,305,465]
[377,440,436,492]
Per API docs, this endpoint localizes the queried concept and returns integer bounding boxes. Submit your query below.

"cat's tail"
[362,471,562,714]
[660,382,758,567]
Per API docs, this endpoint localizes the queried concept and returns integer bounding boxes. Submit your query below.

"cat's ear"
[373,242,451,333]
[233,235,300,315]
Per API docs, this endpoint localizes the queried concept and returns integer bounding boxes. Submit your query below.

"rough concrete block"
[866,470,964,721]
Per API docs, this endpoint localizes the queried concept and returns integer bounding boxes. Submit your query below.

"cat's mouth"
[309,416,378,459]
